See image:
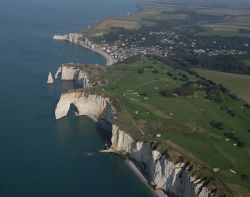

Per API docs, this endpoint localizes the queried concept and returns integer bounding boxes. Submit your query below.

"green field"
[79,1,250,38]
[195,68,250,104]
[88,57,250,196]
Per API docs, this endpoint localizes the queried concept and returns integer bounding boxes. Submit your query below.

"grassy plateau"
[85,57,250,196]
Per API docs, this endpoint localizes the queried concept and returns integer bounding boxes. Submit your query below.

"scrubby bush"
[173,86,195,96]
[210,120,224,130]
[206,85,222,103]
[245,104,250,109]
[152,69,159,74]
[137,68,144,74]
[182,81,193,87]
[241,174,249,180]
[159,89,173,97]
[178,73,189,81]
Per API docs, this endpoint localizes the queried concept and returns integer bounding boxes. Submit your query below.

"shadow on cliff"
[96,118,112,147]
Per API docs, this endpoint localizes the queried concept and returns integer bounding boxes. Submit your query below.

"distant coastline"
[53,34,117,65]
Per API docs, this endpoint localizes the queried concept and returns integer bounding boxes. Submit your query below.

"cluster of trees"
[153,56,245,104]
[159,89,173,97]
[220,106,236,117]
[175,49,250,75]
[210,120,224,130]
[137,68,144,74]
[223,132,245,147]
[185,55,250,75]
[238,28,250,34]
[210,120,245,147]
[173,86,195,96]
[159,86,195,97]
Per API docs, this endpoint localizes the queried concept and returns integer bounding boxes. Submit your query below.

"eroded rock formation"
[55,91,115,123]
[47,72,54,84]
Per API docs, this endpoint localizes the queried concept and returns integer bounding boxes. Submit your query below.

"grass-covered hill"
[86,57,250,196]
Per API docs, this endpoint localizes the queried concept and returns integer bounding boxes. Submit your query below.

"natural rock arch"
[55,91,115,124]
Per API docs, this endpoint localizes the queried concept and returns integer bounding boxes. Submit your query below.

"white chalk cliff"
[54,64,91,88]
[55,91,213,197]
[47,72,54,84]
[111,125,212,197]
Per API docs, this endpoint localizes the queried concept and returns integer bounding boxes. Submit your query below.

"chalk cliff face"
[68,33,82,44]
[65,33,93,48]
[55,92,212,197]
[111,125,212,197]
[54,64,91,88]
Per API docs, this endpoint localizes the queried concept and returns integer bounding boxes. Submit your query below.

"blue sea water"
[0,0,152,196]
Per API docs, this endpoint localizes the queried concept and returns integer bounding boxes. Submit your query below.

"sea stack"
[47,72,54,84]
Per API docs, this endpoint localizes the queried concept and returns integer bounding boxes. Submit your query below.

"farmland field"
[78,1,250,38]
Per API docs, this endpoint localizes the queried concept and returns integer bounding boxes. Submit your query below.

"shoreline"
[53,34,117,66]
[79,42,117,66]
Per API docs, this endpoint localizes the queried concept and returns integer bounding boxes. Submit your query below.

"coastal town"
[54,25,249,67]
[93,29,249,60]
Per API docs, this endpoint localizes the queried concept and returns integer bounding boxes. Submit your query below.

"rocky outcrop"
[47,72,54,84]
[54,91,213,197]
[54,64,91,88]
